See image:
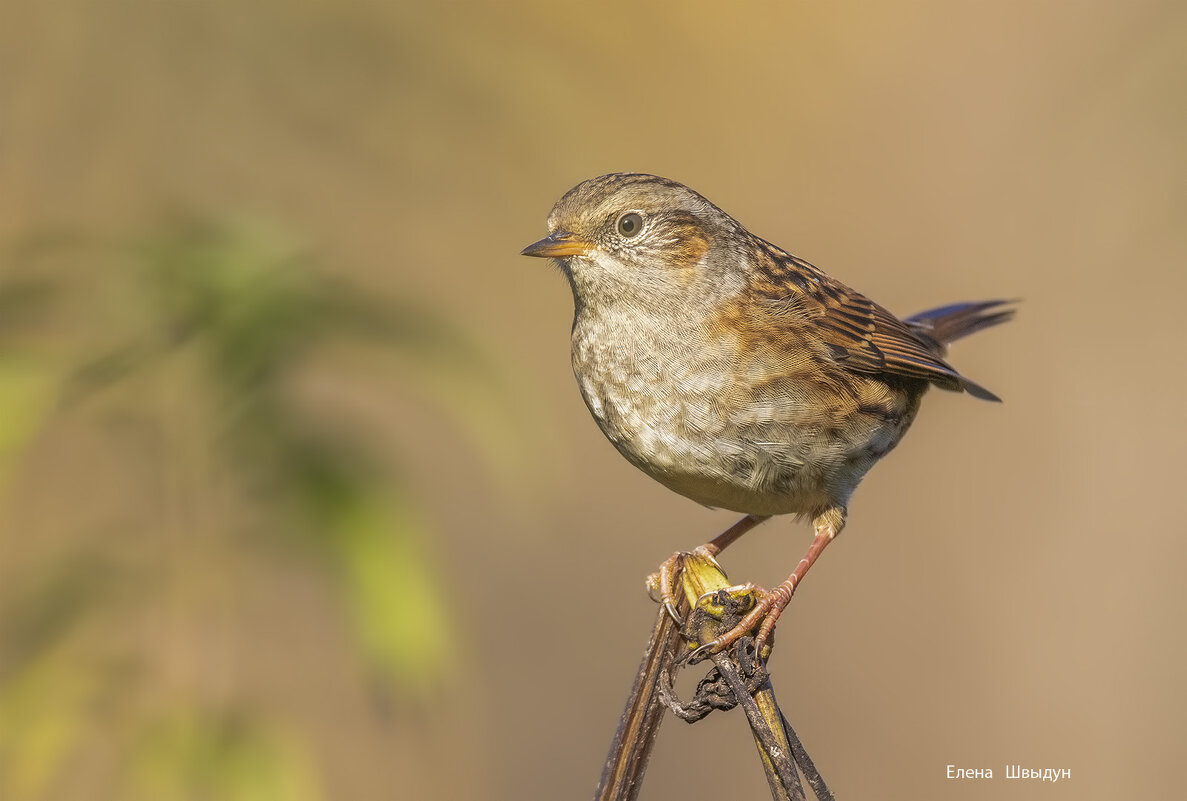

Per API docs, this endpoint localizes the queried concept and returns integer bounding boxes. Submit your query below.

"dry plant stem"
[599,545,834,800]
[674,555,833,801]
[710,650,804,801]
[594,596,686,801]
[778,709,834,801]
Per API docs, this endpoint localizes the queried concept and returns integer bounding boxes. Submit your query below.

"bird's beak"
[520,230,593,258]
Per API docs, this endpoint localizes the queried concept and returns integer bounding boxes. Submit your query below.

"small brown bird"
[522,173,1012,656]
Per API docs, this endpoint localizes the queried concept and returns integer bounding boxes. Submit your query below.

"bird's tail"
[904,300,1017,355]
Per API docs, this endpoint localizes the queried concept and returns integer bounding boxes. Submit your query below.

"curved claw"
[664,600,684,625]
[688,638,722,662]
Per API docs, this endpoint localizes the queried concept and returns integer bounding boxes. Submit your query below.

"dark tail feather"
[955,375,1002,402]
[905,300,1017,351]
[905,300,1016,403]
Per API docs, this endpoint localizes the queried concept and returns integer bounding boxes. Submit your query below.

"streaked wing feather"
[758,243,973,393]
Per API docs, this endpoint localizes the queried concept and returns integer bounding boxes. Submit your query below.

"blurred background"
[1,1,1184,799]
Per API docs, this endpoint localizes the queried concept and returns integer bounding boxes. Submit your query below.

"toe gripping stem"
[642,546,835,801]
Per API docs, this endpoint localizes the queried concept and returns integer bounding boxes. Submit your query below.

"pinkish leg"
[690,507,845,659]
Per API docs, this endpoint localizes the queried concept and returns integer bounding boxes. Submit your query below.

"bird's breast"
[571,312,722,469]
[568,305,923,515]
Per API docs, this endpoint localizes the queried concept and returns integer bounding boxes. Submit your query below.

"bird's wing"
[751,241,999,400]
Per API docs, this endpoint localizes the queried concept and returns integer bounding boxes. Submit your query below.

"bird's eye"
[616,212,644,238]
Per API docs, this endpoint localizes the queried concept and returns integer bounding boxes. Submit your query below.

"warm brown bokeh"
[2,1,1185,799]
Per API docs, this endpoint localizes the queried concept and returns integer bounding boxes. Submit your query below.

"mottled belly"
[574,367,904,516]
[570,313,921,516]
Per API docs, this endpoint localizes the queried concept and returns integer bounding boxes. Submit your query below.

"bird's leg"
[656,514,770,623]
[690,507,845,660]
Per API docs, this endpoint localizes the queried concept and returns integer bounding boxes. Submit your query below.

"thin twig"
[594,602,684,801]
[711,647,803,801]
[778,708,834,801]
[595,551,833,800]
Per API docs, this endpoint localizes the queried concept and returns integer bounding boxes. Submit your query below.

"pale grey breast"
[570,304,917,516]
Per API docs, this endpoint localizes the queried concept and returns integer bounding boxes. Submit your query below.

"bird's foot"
[687,519,838,660]
[647,545,724,625]
[687,579,794,661]
[646,514,772,624]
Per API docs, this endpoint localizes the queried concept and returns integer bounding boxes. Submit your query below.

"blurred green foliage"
[0,220,515,799]
[0,275,59,494]
[129,709,319,801]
